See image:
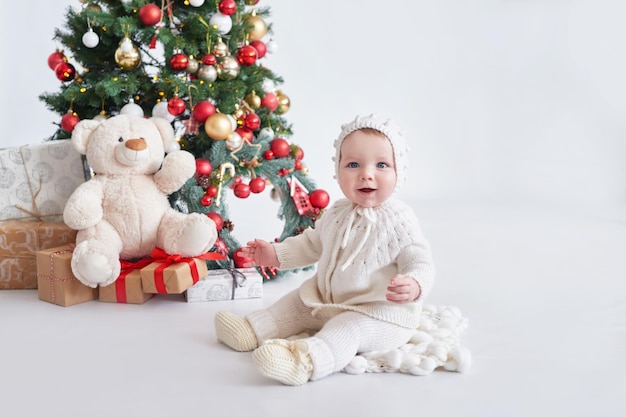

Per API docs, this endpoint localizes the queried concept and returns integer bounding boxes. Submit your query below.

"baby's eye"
[347,162,359,168]
[377,162,389,169]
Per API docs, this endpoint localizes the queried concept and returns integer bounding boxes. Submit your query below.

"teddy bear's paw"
[71,243,120,288]
[173,215,218,257]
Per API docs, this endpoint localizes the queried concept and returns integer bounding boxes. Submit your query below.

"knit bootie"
[214,311,259,352]
[252,339,313,386]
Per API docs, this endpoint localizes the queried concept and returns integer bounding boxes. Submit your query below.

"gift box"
[36,245,98,307]
[99,259,154,304]
[0,220,77,289]
[185,267,263,303]
[0,140,89,221]
[140,250,209,294]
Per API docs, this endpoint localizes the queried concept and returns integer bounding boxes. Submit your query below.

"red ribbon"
[149,247,225,294]
[115,257,155,303]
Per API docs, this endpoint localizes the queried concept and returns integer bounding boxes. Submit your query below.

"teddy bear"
[63,114,218,288]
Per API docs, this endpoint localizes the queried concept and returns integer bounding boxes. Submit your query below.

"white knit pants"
[245,289,415,380]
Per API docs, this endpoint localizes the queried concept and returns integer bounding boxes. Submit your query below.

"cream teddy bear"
[63,114,217,288]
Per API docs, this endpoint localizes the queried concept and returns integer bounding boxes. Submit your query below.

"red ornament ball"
[200,194,213,206]
[61,112,79,132]
[263,150,274,160]
[236,45,258,66]
[202,54,217,66]
[233,183,251,198]
[309,189,330,209]
[235,127,253,143]
[169,52,189,72]
[206,211,224,232]
[249,177,266,194]
[218,0,237,16]
[270,138,291,158]
[167,96,186,116]
[206,185,218,197]
[48,51,65,70]
[192,101,216,123]
[195,158,213,176]
[260,92,278,111]
[232,247,253,268]
[250,40,266,59]
[139,4,162,26]
[243,113,261,131]
[294,146,304,160]
[55,62,76,82]
[294,160,302,170]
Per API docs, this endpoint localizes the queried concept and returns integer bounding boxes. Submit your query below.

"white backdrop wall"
[2,0,625,209]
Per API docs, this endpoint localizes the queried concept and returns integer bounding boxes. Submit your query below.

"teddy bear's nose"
[125,138,147,151]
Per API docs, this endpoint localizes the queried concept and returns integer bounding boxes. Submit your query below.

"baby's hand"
[239,239,280,268]
[386,274,421,304]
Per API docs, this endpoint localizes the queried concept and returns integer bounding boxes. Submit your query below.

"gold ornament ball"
[115,42,141,70]
[275,90,291,114]
[205,113,233,140]
[244,91,261,109]
[216,55,240,80]
[246,15,267,42]
[213,39,229,57]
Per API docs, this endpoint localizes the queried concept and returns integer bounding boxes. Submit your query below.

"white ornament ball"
[120,0,132,3]
[152,101,176,123]
[82,30,99,48]
[209,12,232,35]
[227,115,237,131]
[189,0,205,6]
[225,131,243,151]
[120,100,144,117]
[165,140,181,154]
[258,127,274,141]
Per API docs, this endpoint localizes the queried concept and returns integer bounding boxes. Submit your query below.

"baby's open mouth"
[358,188,375,193]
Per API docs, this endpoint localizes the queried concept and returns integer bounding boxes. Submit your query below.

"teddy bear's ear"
[71,119,103,155]
[150,117,177,153]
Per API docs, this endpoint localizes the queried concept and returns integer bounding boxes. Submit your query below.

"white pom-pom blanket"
[289,305,470,376]
[342,305,471,376]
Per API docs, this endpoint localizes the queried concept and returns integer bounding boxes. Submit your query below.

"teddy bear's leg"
[158,209,218,257]
[71,221,123,288]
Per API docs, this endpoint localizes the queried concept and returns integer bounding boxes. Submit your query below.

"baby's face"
[337,130,397,208]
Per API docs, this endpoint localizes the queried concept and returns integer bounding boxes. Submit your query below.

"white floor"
[1,201,625,417]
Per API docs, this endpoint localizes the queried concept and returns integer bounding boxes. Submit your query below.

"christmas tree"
[39,0,330,278]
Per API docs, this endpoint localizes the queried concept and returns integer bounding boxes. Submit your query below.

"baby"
[214,114,435,385]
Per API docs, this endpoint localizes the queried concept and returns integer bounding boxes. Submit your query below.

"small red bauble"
[48,51,65,70]
[235,127,253,143]
[270,138,291,158]
[294,160,302,170]
[139,4,162,26]
[195,158,213,176]
[232,176,243,185]
[200,194,213,206]
[206,211,224,232]
[263,150,274,160]
[260,92,278,111]
[309,189,330,209]
[233,183,251,198]
[55,62,76,82]
[192,101,216,123]
[61,112,79,132]
[249,177,266,194]
[218,0,237,16]
[236,45,257,66]
[167,96,186,116]
[202,54,217,66]
[232,247,253,268]
[206,185,218,197]
[294,146,304,160]
[243,113,261,131]
[169,52,189,72]
[250,40,266,59]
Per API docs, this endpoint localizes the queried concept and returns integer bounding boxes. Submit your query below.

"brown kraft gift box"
[99,258,154,304]
[0,220,77,289]
[140,256,208,294]
[36,245,98,307]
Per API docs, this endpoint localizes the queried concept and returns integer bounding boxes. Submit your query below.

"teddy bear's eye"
[118,137,124,142]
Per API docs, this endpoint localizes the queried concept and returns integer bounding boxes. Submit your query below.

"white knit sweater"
[273,198,435,329]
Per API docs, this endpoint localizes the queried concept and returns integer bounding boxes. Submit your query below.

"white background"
[2,0,625,209]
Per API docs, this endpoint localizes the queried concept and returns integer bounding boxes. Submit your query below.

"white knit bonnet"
[333,113,409,190]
